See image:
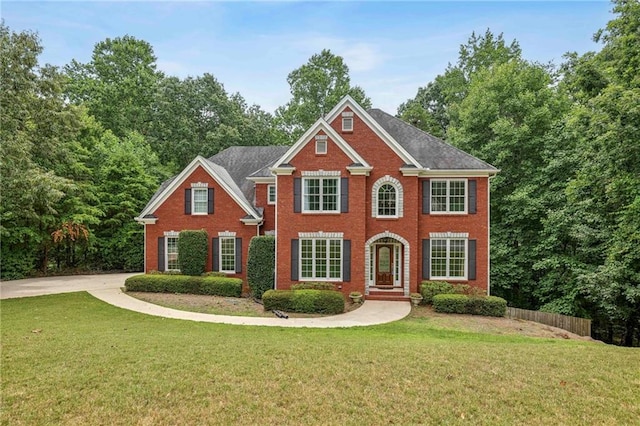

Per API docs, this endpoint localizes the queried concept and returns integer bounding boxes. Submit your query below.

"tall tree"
[398,30,521,138]
[275,49,371,140]
[64,35,162,137]
[0,23,98,278]
[147,74,282,171]
[448,59,570,308]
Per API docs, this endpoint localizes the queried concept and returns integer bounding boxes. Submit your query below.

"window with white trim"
[192,188,208,214]
[431,238,467,279]
[166,237,179,271]
[315,139,327,154]
[342,117,353,131]
[431,179,466,213]
[377,184,397,217]
[219,237,236,273]
[267,184,276,204]
[303,177,339,212]
[300,238,342,280]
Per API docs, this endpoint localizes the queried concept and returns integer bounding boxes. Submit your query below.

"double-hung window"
[267,184,276,205]
[303,177,339,213]
[166,237,179,271]
[300,238,342,280]
[219,237,236,273]
[430,238,466,279]
[377,184,397,217]
[192,187,208,214]
[431,179,466,213]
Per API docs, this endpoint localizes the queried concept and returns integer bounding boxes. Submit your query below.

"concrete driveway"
[0,273,137,299]
[0,273,411,328]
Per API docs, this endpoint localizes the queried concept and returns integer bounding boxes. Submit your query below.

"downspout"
[487,174,496,296]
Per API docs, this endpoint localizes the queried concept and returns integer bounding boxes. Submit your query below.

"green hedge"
[125,274,241,297]
[178,230,209,276]
[246,236,275,299]
[433,294,469,314]
[420,281,454,304]
[262,289,344,314]
[290,282,336,291]
[432,294,507,317]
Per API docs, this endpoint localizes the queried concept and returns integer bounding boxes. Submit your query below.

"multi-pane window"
[377,184,397,216]
[268,184,276,204]
[166,237,179,271]
[300,239,342,280]
[303,178,338,212]
[220,237,236,273]
[431,239,466,279]
[193,188,208,214]
[431,180,466,213]
[342,117,353,131]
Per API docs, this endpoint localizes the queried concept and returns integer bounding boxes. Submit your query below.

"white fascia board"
[246,176,276,184]
[134,217,158,225]
[324,96,421,168]
[139,155,260,220]
[418,169,500,178]
[273,119,370,168]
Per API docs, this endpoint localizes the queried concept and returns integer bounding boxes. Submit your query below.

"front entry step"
[366,289,408,302]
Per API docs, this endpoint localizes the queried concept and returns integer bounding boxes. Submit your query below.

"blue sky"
[3,1,613,114]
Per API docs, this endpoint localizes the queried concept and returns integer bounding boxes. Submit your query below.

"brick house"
[136,96,498,299]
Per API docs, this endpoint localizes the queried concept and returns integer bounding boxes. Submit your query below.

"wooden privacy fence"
[506,307,591,337]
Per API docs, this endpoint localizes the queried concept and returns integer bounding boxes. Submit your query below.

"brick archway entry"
[364,232,410,296]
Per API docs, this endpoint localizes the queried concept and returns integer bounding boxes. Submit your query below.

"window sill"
[428,212,468,216]
[375,216,399,220]
[301,211,342,215]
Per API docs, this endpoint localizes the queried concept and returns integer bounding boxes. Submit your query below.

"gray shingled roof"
[367,109,498,171]
[208,146,289,202]
[139,147,287,217]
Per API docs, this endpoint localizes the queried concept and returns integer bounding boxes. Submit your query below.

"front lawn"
[2,292,639,425]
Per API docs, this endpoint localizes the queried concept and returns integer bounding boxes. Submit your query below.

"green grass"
[2,292,639,425]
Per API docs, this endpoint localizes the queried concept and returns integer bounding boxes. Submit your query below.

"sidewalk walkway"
[89,288,410,328]
[2,274,411,328]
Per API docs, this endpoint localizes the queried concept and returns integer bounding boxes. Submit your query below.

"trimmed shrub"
[433,294,469,314]
[178,230,209,276]
[125,274,241,297]
[202,271,228,277]
[291,282,336,291]
[480,296,507,317]
[262,289,344,314]
[420,281,454,304]
[246,236,275,298]
[432,293,507,317]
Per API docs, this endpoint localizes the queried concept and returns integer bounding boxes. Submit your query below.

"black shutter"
[208,188,215,214]
[468,180,477,214]
[340,178,349,213]
[293,178,301,213]
[291,239,299,280]
[158,237,165,272]
[422,239,430,280]
[468,240,477,280]
[184,188,192,214]
[212,237,219,272]
[422,180,430,214]
[235,238,242,273]
[343,240,351,282]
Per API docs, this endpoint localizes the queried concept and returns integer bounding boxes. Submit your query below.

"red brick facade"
[139,97,495,299]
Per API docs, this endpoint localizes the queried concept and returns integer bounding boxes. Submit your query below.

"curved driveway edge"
[1,274,411,328]
[89,288,410,328]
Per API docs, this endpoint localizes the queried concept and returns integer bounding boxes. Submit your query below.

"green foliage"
[275,49,371,140]
[124,274,241,297]
[420,281,454,304]
[178,230,209,276]
[262,289,345,315]
[64,35,162,137]
[432,294,506,317]
[433,294,469,314]
[246,236,275,299]
[291,282,336,291]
